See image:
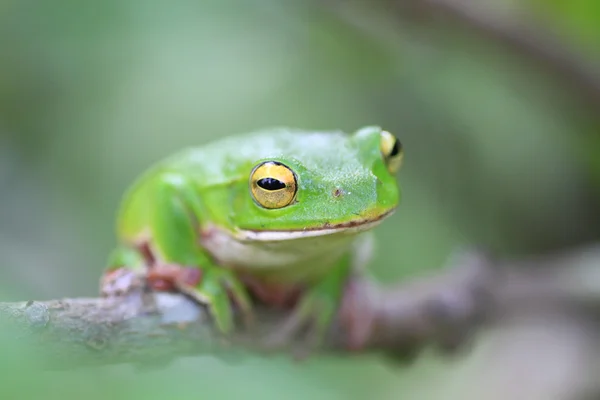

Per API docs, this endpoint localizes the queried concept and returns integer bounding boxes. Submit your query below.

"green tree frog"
[101,126,402,349]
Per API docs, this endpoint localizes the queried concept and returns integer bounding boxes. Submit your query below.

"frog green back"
[114,127,399,240]
[114,128,348,239]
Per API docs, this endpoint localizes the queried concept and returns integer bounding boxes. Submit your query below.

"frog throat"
[234,208,396,242]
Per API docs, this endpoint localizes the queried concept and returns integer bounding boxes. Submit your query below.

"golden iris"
[250,161,297,209]
[380,130,403,174]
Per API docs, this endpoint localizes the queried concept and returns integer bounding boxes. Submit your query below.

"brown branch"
[0,245,599,370]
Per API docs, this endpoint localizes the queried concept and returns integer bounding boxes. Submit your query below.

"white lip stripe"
[234,218,387,242]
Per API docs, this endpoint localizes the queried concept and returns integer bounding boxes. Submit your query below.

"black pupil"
[390,139,401,157]
[257,177,286,191]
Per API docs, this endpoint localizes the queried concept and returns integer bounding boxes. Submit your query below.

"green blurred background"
[1,0,599,399]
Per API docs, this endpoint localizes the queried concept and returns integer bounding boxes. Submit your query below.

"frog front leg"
[103,172,253,334]
[266,253,353,352]
[101,244,151,295]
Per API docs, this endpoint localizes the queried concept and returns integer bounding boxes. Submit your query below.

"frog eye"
[380,130,403,174]
[250,161,298,209]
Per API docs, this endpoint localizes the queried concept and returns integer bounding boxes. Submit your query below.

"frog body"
[102,126,403,347]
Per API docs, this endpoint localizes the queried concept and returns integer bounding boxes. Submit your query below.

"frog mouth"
[236,208,396,241]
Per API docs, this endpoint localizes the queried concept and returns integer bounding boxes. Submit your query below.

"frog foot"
[146,264,203,291]
[100,264,202,297]
[102,264,253,334]
[177,267,255,334]
[265,286,338,358]
[100,267,146,297]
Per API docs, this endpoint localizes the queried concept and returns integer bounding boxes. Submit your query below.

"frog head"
[228,126,402,241]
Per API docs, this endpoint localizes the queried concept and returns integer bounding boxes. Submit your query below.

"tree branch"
[1,245,599,370]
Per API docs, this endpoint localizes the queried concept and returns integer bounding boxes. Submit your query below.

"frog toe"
[182,268,253,334]
[265,292,336,354]
[100,267,146,297]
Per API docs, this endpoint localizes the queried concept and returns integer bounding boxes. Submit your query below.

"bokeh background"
[1,1,599,399]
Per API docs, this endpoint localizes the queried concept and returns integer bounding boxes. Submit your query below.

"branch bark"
[0,245,599,370]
